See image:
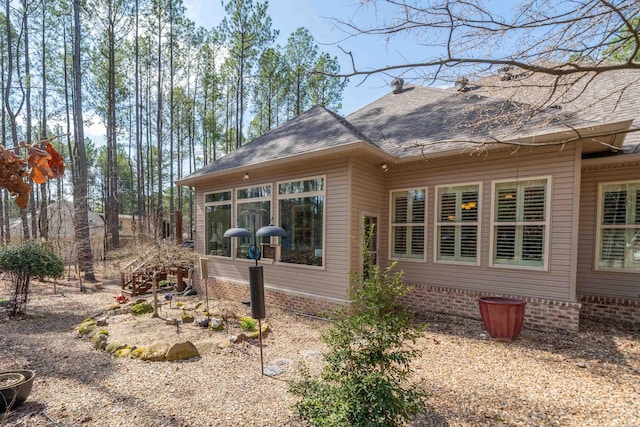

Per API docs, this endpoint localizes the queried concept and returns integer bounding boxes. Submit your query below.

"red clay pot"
[478,296,526,340]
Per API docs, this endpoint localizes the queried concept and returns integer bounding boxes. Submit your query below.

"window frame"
[204,189,233,258]
[434,182,482,265]
[275,175,326,268]
[595,180,640,273]
[233,183,273,261]
[388,187,427,262]
[489,175,552,270]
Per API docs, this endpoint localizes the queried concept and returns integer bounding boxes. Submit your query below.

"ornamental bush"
[0,240,64,316]
[290,226,427,426]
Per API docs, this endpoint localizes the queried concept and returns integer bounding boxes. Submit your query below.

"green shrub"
[239,316,258,331]
[0,240,64,315]
[130,301,154,316]
[290,225,427,426]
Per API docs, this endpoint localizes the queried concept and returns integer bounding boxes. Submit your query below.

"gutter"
[176,140,395,187]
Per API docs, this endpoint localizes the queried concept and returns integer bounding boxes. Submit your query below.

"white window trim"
[275,175,327,269]
[489,175,552,271]
[595,180,640,273]
[388,187,427,262]
[433,182,482,266]
[233,183,272,261]
[204,189,233,258]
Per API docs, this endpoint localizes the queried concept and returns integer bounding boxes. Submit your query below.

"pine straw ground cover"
[0,271,639,426]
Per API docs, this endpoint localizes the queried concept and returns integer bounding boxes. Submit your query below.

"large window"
[235,185,271,259]
[390,189,426,260]
[436,184,480,264]
[492,177,550,268]
[278,177,324,266]
[205,190,231,257]
[597,182,640,271]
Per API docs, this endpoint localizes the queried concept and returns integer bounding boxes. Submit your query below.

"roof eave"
[176,140,391,187]
[394,119,635,163]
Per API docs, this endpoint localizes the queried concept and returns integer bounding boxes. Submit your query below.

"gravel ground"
[1,277,639,427]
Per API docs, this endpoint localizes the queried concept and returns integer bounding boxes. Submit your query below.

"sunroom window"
[278,177,324,266]
[235,185,271,259]
[492,178,549,268]
[436,184,479,263]
[597,182,640,271]
[205,190,231,256]
[390,189,426,260]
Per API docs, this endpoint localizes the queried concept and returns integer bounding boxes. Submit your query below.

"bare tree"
[332,0,640,144]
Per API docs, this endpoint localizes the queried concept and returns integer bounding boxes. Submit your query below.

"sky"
[182,0,428,116]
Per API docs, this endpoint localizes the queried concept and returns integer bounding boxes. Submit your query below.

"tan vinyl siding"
[577,161,640,299]
[194,157,351,301]
[380,145,579,301]
[349,157,387,274]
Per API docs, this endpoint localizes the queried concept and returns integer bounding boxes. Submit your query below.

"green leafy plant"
[290,224,427,426]
[130,301,154,316]
[239,316,258,331]
[0,240,64,316]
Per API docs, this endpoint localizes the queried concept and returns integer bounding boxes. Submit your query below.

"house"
[178,69,640,331]
[9,199,105,263]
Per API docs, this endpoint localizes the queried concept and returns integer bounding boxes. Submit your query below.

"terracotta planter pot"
[478,296,526,340]
[0,370,35,412]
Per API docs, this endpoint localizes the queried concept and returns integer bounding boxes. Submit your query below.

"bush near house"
[290,229,427,426]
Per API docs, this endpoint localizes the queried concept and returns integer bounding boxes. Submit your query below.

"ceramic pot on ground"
[0,370,35,412]
[0,372,25,412]
[478,296,526,340]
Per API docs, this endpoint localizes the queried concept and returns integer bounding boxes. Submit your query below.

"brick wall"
[194,277,344,317]
[194,277,585,331]
[401,285,582,332]
[579,295,640,325]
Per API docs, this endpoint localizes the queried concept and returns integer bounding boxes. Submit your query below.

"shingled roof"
[180,105,379,183]
[181,67,640,184]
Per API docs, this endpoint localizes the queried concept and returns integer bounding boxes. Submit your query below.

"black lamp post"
[223,209,286,375]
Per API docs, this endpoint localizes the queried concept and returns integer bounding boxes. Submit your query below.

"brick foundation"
[193,277,345,317]
[401,285,582,332]
[194,277,588,331]
[579,295,640,325]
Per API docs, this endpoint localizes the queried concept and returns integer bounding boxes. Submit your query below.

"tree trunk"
[72,0,95,281]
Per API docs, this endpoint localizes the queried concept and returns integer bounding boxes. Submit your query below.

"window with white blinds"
[390,189,426,260]
[435,184,480,263]
[597,182,640,271]
[492,178,549,268]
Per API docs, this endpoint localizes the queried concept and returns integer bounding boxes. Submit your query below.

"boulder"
[92,334,108,350]
[105,342,126,354]
[140,342,169,361]
[194,339,219,354]
[209,318,223,330]
[165,341,199,361]
[217,338,232,349]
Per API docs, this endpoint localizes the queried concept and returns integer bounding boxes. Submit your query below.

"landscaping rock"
[264,359,294,377]
[231,334,247,343]
[165,341,199,361]
[194,339,219,354]
[96,317,108,327]
[105,342,126,354]
[92,334,108,351]
[217,338,232,349]
[113,347,132,358]
[247,324,269,339]
[140,342,169,361]
[209,318,223,330]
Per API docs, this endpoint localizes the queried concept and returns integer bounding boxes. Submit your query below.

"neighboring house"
[178,69,640,331]
[9,199,105,263]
